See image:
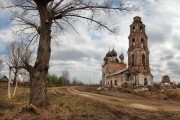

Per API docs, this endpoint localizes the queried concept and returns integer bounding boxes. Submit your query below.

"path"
[67,87,180,112]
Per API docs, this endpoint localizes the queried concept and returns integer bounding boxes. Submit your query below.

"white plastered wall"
[138,74,153,86]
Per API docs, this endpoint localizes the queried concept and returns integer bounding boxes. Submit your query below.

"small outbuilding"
[160,75,173,89]
[0,76,8,88]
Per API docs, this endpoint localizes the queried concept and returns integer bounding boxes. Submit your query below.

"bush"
[121,82,128,88]
[154,83,161,89]
[147,85,154,91]
[47,74,62,87]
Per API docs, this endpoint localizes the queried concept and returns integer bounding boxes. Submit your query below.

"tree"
[1,0,137,107]
[71,77,84,86]
[72,77,78,85]
[2,41,33,98]
[47,74,61,86]
[13,69,30,97]
[3,41,33,85]
[61,70,70,86]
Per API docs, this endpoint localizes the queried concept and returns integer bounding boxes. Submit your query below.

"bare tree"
[72,77,78,86]
[12,69,30,97]
[61,70,70,86]
[4,41,33,85]
[3,41,33,98]
[71,77,84,86]
[1,0,138,107]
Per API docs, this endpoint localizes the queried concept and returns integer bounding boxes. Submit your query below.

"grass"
[0,87,143,120]
[0,87,179,120]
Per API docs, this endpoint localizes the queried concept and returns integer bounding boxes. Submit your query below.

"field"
[0,86,180,120]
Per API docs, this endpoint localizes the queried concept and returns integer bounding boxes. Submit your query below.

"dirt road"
[68,87,180,112]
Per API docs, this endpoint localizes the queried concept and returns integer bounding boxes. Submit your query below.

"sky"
[0,0,180,84]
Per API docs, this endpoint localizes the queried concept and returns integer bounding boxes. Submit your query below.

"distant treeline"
[47,70,84,87]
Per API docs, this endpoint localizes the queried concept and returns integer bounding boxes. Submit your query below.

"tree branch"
[64,14,115,33]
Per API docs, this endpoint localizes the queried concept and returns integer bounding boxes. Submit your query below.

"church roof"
[0,76,8,82]
[106,51,112,57]
[103,56,108,61]
[111,49,117,57]
[161,75,170,83]
[119,53,124,59]
[107,68,128,77]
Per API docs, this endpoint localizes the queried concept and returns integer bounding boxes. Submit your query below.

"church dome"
[119,53,124,59]
[106,51,112,57]
[111,49,117,57]
[103,56,108,61]
[162,75,170,83]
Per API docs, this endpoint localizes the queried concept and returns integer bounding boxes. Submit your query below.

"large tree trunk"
[29,69,49,106]
[29,3,52,107]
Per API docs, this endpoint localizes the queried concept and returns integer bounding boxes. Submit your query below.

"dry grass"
[0,87,180,120]
[0,87,142,120]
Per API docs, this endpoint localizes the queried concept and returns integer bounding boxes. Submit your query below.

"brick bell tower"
[128,16,150,74]
[128,16,153,86]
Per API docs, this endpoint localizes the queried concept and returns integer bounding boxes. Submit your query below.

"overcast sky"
[0,0,180,84]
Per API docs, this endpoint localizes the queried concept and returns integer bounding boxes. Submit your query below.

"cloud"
[45,0,180,83]
[0,10,11,30]
[1,0,180,84]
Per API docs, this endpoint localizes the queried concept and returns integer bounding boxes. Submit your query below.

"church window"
[132,38,135,48]
[141,38,144,48]
[140,26,143,32]
[115,80,117,86]
[144,78,148,86]
[132,54,135,66]
[133,26,135,32]
[142,54,145,66]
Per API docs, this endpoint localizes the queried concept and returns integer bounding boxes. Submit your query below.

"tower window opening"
[132,54,135,66]
[140,26,143,32]
[133,26,135,32]
[142,54,145,66]
[141,38,144,48]
[132,38,135,48]
[115,80,117,86]
[144,78,148,86]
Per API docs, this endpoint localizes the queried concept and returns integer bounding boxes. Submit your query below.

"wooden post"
[8,67,11,98]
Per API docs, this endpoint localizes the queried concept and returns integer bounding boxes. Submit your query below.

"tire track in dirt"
[67,87,180,112]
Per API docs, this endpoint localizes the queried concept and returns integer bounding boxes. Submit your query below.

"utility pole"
[89,75,91,85]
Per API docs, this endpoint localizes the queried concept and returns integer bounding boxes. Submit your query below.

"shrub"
[121,82,128,88]
[154,83,161,89]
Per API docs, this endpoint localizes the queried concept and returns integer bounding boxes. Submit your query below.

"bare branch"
[52,0,64,11]
[64,14,115,33]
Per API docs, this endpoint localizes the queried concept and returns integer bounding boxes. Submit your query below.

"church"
[102,16,153,87]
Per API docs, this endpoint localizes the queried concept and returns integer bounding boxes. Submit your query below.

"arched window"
[133,26,135,32]
[132,54,135,66]
[142,54,145,66]
[132,38,135,48]
[115,80,117,86]
[144,78,148,86]
[141,38,144,48]
[140,26,143,32]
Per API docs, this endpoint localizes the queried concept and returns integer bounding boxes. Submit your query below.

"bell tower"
[128,16,151,75]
